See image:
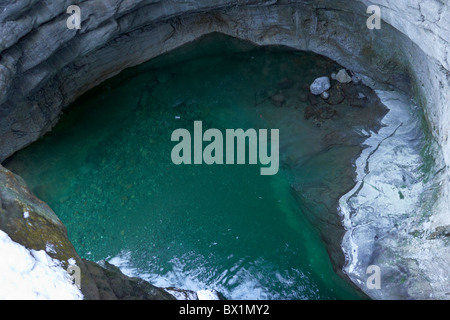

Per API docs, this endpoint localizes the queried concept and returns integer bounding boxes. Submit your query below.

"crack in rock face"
[0,0,449,300]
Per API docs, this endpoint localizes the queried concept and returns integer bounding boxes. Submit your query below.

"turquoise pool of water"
[5,34,378,299]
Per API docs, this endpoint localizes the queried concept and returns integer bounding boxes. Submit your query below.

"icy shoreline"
[0,230,83,300]
[339,90,450,299]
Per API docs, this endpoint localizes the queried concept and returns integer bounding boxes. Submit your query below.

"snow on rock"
[0,230,83,300]
[197,289,221,300]
[335,69,352,83]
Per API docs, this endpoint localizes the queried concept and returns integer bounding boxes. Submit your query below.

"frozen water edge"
[0,230,83,300]
[339,90,450,299]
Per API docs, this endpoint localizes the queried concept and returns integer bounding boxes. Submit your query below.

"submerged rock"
[270,93,287,107]
[304,104,337,121]
[324,86,345,105]
[321,91,330,100]
[304,105,316,120]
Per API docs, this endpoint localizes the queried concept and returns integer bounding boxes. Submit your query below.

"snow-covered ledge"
[0,230,83,300]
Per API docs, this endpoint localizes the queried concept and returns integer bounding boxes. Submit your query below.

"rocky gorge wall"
[0,0,448,299]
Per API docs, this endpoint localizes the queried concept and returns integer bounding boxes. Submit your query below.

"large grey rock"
[335,69,352,84]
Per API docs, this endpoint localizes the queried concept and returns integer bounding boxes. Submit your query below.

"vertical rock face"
[0,0,449,299]
[361,0,450,240]
[0,164,98,298]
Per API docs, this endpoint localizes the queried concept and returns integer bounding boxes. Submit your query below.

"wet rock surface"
[83,260,175,300]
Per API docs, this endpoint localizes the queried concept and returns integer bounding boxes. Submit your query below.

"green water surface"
[6,34,369,300]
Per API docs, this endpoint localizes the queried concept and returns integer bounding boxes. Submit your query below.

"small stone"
[270,93,286,107]
[336,69,352,84]
[358,92,367,100]
[59,195,70,204]
[321,91,330,100]
[322,107,337,120]
[310,76,331,95]
[324,87,345,105]
[308,93,319,105]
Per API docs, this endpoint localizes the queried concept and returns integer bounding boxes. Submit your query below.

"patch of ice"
[197,289,220,300]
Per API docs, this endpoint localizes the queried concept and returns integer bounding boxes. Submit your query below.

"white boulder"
[310,76,331,95]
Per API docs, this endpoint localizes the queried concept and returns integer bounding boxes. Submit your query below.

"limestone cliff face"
[0,0,448,299]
